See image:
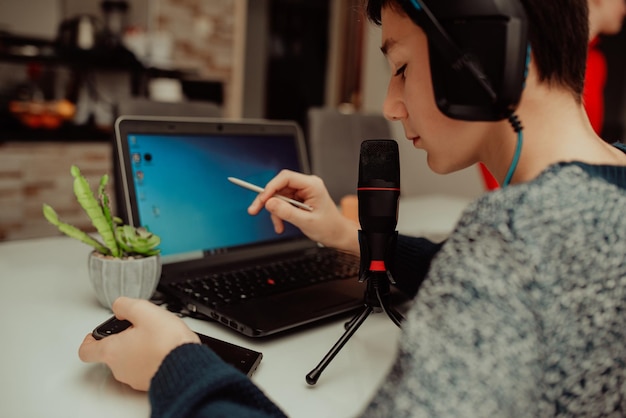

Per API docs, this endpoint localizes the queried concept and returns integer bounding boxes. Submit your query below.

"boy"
[79,0,626,416]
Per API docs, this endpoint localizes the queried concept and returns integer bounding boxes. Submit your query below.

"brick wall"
[0,142,114,241]
[154,0,237,115]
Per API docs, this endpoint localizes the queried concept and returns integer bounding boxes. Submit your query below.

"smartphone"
[92,316,262,377]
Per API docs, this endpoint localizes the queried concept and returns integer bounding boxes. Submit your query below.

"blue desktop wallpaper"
[127,133,304,258]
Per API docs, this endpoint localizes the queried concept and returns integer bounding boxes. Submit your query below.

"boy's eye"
[394,64,407,77]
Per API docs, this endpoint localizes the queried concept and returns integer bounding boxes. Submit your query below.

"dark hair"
[364,0,589,101]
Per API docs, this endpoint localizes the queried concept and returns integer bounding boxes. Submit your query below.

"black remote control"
[92,317,132,340]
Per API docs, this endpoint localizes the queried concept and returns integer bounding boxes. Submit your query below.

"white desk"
[397,194,471,240]
[0,195,470,418]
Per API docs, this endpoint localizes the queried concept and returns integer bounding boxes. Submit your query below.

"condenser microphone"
[305,140,403,386]
[357,139,400,283]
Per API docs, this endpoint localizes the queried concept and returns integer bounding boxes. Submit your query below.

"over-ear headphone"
[408,0,529,121]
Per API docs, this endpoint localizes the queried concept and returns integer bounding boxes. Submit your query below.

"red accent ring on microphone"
[369,260,386,271]
[357,187,401,191]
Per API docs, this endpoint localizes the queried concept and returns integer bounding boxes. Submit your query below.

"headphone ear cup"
[428,19,527,121]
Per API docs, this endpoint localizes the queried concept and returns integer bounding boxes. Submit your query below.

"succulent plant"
[43,165,160,258]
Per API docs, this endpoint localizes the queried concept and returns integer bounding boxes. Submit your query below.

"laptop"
[114,116,366,337]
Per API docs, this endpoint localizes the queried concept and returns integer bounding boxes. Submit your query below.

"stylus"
[227,177,313,211]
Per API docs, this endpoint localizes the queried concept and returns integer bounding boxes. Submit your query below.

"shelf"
[1,121,112,142]
[1,32,140,69]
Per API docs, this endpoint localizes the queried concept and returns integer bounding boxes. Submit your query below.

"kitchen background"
[1,0,625,241]
[0,0,337,240]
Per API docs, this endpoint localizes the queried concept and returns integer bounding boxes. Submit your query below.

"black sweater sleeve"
[150,344,287,418]
[391,234,444,298]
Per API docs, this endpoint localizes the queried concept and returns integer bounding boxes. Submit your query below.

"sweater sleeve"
[150,343,287,418]
[392,234,445,298]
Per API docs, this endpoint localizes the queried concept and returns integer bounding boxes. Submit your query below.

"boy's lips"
[408,135,421,146]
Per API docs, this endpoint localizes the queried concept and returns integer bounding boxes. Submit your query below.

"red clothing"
[478,163,499,190]
[583,37,607,135]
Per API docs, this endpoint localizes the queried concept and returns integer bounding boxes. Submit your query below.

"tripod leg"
[374,285,403,328]
[306,305,373,385]
[344,305,366,330]
[384,306,404,327]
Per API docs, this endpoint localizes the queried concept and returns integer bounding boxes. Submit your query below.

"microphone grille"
[358,140,400,186]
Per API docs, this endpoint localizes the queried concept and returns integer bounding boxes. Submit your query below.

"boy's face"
[379,6,493,175]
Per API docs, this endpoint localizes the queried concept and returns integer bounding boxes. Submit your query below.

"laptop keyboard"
[166,250,360,307]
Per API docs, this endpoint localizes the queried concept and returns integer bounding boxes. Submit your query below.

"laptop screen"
[116,118,308,264]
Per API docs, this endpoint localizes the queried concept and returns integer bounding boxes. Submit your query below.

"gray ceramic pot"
[88,252,162,309]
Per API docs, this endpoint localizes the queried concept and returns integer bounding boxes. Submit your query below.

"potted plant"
[43,165,162,309]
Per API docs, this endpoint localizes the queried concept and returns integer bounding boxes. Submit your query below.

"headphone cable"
[502,114,523,186]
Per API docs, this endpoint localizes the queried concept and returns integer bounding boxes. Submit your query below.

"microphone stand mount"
[305,231,404,385]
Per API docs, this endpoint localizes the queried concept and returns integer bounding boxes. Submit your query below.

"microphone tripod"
[305,230,404,385]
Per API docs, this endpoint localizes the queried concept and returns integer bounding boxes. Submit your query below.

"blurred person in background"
[584,0,626,135]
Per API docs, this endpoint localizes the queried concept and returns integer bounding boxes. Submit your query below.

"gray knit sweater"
[364,162,626,417]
